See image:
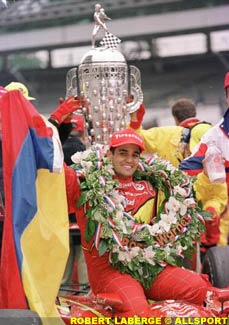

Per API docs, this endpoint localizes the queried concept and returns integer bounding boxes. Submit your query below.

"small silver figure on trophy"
[66,5,143,146]
[92,3,111,48]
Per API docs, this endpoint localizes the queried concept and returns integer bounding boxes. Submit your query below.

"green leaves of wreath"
[71,145,207,289]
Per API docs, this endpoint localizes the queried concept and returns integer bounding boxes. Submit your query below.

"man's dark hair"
[171,98,196,123]
[63,137,86,166]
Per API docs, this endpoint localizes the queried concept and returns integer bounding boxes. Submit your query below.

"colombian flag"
[0,90,69,324]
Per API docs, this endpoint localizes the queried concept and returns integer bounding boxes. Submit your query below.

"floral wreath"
[71,145,207,289]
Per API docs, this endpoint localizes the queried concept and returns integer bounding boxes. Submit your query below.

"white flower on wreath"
[164,244,171,256]
[166,196,181,213]
[173,185,188,197]
[115,216,128,234]
[110,191,125,206]
[142,246,156,265]
[179,203,188,216]
[115,210,124,221]
[166,196,187,216]
[117,250,131,263]
[98,144,109,157]
[71,149,91,164]
[125,218,136,229]
[184,198,196,208]
[81,160,93,171]
[158,213,177,232]
[114,246,140,264]
[130,246,141,259]
[175,244,185,255]
[148,223,162,236]
[106,204,115,213]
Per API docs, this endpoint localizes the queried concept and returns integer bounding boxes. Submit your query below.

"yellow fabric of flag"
[21,169,69,324]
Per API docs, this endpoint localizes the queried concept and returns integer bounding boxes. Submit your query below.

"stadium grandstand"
[0,0,229,126]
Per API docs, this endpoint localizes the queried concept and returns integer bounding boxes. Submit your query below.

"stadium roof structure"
[1,0,228,31]
[0,0,229,55]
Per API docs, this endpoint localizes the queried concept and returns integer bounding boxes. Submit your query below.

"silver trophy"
[66,4,143,145]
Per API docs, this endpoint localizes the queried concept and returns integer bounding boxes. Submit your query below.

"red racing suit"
[65,166,209,317]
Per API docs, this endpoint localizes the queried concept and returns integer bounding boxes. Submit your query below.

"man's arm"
[48,96,84,144]
[194,172,227,216]
[179,142,207,175]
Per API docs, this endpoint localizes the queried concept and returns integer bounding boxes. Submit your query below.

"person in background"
[128,100,211,167]
[180,72,229,248]
[171,98,212,158]
[62,115,86,165]
[5,82,36,101]
[172,97,197,127]
[129,104,184,166]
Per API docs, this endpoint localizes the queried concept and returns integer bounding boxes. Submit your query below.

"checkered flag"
[100,32,121,49]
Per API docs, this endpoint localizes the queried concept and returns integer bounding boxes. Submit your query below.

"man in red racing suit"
[65,128,211,317]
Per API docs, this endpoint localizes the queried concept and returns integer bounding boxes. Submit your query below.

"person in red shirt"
[64,128,213,317]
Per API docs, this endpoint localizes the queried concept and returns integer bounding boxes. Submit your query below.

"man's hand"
[129,104,145,129]
[50,96,83,124]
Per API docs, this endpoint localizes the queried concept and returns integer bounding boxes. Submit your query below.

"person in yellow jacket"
[129,103,228,253]
[129,104,184,167]
[171,98,212,157]
[129,103,212,167]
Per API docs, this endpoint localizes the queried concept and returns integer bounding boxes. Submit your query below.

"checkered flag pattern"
[100,32,121,49]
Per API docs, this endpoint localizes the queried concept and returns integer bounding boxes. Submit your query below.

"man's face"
[107,144,141,179]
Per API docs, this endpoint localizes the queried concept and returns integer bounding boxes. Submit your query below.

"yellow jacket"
[134,125,184,167]
[194,172,227,216]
